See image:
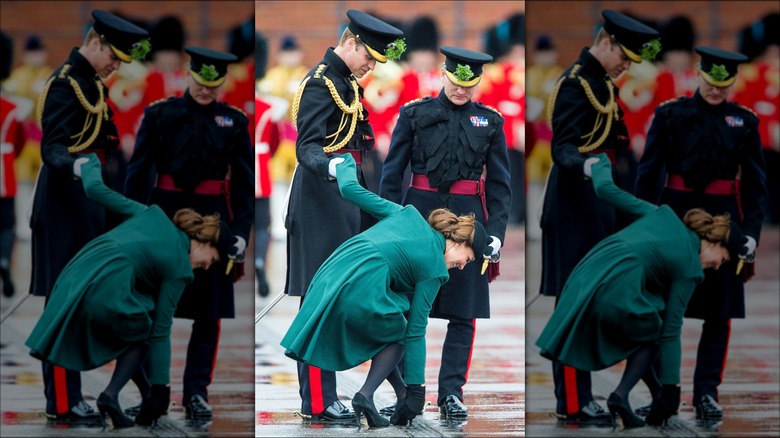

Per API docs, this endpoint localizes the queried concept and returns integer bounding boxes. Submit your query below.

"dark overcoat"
[124,92,253,319]
[635,91,767,319]
[539,48,631,297]
[30,48,119,297]
[379,92,511,319]
[284,48,375,297]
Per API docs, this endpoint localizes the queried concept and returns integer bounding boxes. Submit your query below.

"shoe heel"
[607,393,645,429]
[97,393,135,428]
[352,393,389,428]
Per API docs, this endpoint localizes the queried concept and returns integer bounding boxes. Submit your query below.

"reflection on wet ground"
[525,225,780,437]
[255,224,525,437]
[0,233,255,437]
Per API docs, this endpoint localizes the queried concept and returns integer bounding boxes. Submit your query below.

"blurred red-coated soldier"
[255,95,279,297]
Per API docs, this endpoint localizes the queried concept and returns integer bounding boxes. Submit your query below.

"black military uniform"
[379,46,511,418]
[635,46,767,421]
[284,9,404,421]
[124,46,252,420]
[29,10,148,424]
[539,10,659,422]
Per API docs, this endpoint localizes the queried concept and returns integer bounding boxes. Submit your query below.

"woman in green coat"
[536,154,737,428]
[281,154,491,428]
[25,154,234,428]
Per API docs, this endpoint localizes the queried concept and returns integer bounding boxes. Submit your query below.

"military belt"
[411,174,483,196]
[666,174,738,196]
[156,174,225,195]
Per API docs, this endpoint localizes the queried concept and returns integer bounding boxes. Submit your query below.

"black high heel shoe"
[607,393,645,428]
[97,393,135,428]
[352,393,390,428]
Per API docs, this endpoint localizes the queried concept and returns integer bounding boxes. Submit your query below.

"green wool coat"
[536,155,705,385]
[26,154,194,385]
[281,155,450,385]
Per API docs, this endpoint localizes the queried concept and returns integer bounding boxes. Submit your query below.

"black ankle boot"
[352,393,390,428]
[97,393,135,428]
[607,393,645,428]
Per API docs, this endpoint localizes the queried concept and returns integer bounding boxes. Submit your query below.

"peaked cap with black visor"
[91,10,150,63]
[346,9,406,63]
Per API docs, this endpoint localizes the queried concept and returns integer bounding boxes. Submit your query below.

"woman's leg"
[103,344,149,399]
[614,344,659,399]
[358,343,404,400]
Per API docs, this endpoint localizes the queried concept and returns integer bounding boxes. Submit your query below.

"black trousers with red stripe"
[692,318,731,405]
[182,318,220,403]
[437,317,475,406]
[41,296,84,415]
[551,296,595,415]
[295,297,338,415]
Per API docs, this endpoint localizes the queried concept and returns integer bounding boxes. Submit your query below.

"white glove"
[740,236,757,259]
[73,157,90,178]
[488,236,501,257]
[233,236,247,257]
[328,157,345,178]
[583,157,600,178]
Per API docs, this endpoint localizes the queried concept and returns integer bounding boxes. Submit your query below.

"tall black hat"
[185,46,237,87]
[601,9,661,63]
[660,16,695,54]
[150,16,185,54]
[91,10,150,63]
[695,46,747,87]
[256,31,268,80]
[25,35,45,52]
[407,16,439,53]
[346,9,405,63]
[440,46,493,88]
[0,31,12,81]
[228,18,254,61]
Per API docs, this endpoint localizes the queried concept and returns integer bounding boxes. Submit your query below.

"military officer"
[379,46,510,419]
[635,46,767,423]
[124,46,252,421]
[539,9,660,424]
[29,9,149,425]
[284,9,404,422]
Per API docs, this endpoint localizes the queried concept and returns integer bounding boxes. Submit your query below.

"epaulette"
[313,63,328,79]
[476,102,502,117]
[736,103,758,118]
[403,96,431,107]
[148,97,175,107]
[57,64,72,79]
[226,103,247,118]
[567,64,582,79]
[659,97,684,107]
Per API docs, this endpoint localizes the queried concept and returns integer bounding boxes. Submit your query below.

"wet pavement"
[255,223,526,437]
[0,184,255,437]
[525,224,780,437]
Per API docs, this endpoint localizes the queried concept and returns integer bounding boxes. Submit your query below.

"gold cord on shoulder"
[576,77,618,153]
[290,73,364,153]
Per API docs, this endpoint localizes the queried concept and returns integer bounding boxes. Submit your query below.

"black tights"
[358,343,405,402]
[103,344,150,400]
[614,343,660,400]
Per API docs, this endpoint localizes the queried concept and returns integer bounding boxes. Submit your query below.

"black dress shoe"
[314,400,357,422]
[560,400,613,426]
[184,395,213,420]
[439,394,468,419]
[379,403,396,416]
[694,395,723,421]
[50,400,104,426]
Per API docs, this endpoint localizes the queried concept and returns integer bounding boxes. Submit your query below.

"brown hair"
[593,27,612,46]
[173,208,221,246]
[83,28,102,46]
[683,208,731,245]
[338,28,357,47]
[428,208,477,246]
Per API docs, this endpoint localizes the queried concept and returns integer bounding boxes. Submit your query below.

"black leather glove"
[390,384,425,426]
[135,385,170,426]
[646,384,680,426]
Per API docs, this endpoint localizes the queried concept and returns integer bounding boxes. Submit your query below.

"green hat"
[602,9,661,63]
[185,46,237,87]
[695,46,748,87]
[346,9,405,63]
[440,46,493,88]
[91,10,150,63]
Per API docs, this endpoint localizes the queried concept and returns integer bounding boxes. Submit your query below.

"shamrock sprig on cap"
[640,38,661,61]
[454,64,474,82]
[385,38,406,61]
[708,63,729,82]
[131,38,151,62]
[198,64,219,82]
